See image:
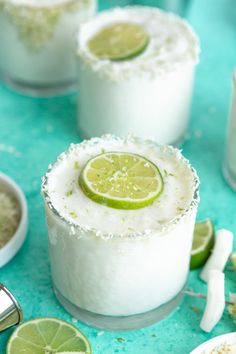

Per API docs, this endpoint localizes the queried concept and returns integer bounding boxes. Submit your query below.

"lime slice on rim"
[79,152,163,210]
[88,22,149,61]
[190,219,214,270]
[7,318,91,354]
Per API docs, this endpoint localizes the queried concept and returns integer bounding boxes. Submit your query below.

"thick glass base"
[222,162,236,191]
[54,285,184,331]
[1,73,77,97]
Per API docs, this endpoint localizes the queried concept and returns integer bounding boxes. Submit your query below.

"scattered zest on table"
[190,219,214,270]
[228,293,236,323]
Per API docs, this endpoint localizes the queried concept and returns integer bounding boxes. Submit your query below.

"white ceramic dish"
[0,172,28,268]
[190,332,236,354]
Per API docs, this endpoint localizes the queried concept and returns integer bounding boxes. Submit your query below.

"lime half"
[79,152,163,210]
[190,219,214,270]
[88,22,149,61]
[7,318,91,354]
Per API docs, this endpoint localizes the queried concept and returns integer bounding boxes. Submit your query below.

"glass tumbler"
[223,70,236,191]
[0,0,96,96]
[76,6,199,145]
[42,135,200,330]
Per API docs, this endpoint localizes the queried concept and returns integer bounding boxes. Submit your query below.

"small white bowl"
[191,332,236,353]
[0,172,28,268]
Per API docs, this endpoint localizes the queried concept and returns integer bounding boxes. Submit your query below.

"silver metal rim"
[0,283,23,324]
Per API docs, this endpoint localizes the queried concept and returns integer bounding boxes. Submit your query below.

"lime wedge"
[190,219,214,270]
[79,152,163,210]
[88,22,149,61]
[7,318,91,354]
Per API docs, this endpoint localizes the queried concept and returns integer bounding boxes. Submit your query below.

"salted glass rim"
[76,6,200,82]
[41,135,200,240]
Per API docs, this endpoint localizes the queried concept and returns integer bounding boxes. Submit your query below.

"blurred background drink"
[104,0,190,16]
[0,0,96,96]
[223,70,236,191]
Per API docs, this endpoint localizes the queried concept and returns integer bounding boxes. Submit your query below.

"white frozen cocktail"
[0,0,96,95]
[76,7,200,144]
[42,135,200,330]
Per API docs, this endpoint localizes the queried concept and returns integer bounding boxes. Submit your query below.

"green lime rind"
[111,39,149,61]
[88,22,149,61]
[7,317,92,354]
[79,152,164,210]
[190,219,214,270]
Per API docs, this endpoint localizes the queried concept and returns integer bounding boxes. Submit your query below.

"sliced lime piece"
[7,318,91,354]
[88,22,149,61]
[190,219,214,270]
[231,252,236,270]
[79,152,163,210]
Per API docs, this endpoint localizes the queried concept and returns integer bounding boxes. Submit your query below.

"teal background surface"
[0,0,236,353]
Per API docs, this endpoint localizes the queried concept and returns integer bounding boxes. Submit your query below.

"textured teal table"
[0,0,236,353]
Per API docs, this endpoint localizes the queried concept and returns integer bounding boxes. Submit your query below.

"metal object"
[0,283,23,332]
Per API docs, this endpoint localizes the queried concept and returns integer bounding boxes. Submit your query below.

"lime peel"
[7,318,91,354]
[200,270,225,333]
[190,219,214,270]
[88,22,149,61]
[200,229,233,282]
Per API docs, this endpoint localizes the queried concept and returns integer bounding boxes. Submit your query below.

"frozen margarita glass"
[0,0,96,95]
[223,70,236,191]
[42,135,200,330]
[76,7,200,144]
